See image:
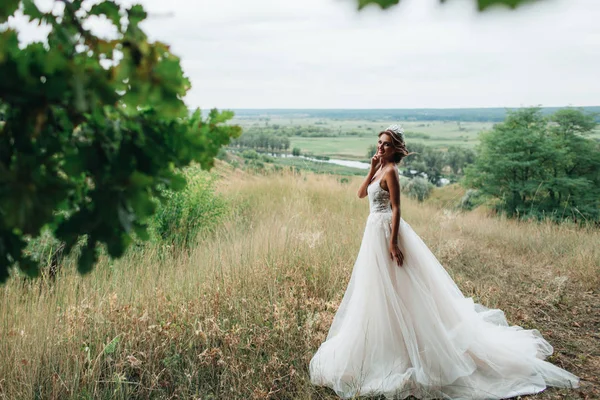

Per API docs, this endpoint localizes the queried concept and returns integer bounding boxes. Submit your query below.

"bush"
[245,159,266,173]
[260,154,274,163]
[399,175,410,188]
[292,148,301,156]
[403,177,434,202]
[151,170,228,248]
[216,148,229,161]
[241,149,260,160]
[459,189,485,211]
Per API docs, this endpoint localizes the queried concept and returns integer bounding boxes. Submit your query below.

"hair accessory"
[385,124,405,144]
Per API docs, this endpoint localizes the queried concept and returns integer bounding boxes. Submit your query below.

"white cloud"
[6,0,600,108]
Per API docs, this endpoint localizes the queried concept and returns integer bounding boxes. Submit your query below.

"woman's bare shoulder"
[383,164,400,179]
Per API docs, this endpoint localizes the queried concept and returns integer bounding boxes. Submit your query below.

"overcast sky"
[9,0,600,109]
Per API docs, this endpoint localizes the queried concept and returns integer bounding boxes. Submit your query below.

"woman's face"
[377,133,396,161]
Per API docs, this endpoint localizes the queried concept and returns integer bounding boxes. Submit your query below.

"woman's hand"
[370,155,380,171]
[390,242,404,267]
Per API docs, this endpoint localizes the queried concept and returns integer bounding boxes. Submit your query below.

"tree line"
[366,144,476,185]
[230,131,291,153]
[465,108,599,223]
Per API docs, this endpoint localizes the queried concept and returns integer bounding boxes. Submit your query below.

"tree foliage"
[403,177,434,202]
[357,0,543,11]
[231,130,290,153]
[402,143,475,184]
[0,0,241,282]
[464,108,600,222]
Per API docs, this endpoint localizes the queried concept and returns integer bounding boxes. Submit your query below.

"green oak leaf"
[475,0,538,10]
[357,0,400,10]
[127,4,147,29]
[22,0,44,21]
[0,0,19,23]
[359,0,542,11]
[77,239,98,275]
[89,1,122,29]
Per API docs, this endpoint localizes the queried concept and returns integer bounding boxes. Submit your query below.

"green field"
[232,111,600,160]
[234,117,492,159]
[290,135,475,160]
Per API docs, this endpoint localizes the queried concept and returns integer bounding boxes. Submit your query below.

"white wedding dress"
[309,178,579,399]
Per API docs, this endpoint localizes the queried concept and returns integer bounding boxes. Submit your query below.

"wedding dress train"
[309,178,579,399]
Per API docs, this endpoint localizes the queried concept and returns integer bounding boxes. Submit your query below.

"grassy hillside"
[1,169,598,399]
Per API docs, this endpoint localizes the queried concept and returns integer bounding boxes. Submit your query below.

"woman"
[309,125,579,399]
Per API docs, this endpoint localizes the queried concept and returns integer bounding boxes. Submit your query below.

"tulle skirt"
[309,213,579,399]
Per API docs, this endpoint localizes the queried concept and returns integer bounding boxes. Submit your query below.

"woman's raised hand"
[370,155,380,171]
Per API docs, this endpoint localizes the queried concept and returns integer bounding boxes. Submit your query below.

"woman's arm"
[357,155,379,198]
[386,166,404,266]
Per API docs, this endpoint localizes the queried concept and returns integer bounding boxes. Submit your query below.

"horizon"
[226,105,600,110]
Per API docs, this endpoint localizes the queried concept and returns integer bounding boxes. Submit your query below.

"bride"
[309,125,580,399]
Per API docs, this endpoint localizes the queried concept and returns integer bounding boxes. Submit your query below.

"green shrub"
[151,170,228,248]
[241,149,259,159]
[460,189,485,210]
[216,148,229,161]
[403,177,434,202]
[260,154,274,163]
[245,159,265,171]
[399,175,410,188]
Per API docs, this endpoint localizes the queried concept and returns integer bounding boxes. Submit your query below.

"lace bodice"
[368,179,392,214]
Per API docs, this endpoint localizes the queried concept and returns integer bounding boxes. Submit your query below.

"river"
[278,154,371,170]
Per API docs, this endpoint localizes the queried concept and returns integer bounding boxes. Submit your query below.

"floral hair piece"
[385,124,405,144]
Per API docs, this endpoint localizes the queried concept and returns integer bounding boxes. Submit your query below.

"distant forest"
[228,107,600,122]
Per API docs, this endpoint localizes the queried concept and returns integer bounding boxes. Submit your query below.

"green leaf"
[106,234,129,258]
[475,0,538,10]
[89,1,122,29]
[103,335,121,355]
[357,0,401,9]
[133,223,150,241]
[18,256,40,278]
[127,4,147,28]
[129,191,157,218]
[169,173,187,191]
[358,0,541,11]
[77,239,98,275]
[0,0,19,23]
[22,0,44,21]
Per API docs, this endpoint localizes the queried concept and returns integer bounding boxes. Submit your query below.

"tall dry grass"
[1,169,598,399]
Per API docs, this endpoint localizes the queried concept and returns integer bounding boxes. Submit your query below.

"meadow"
[234,117,490,159]
[232,113,600,160]
[1,164,598,399]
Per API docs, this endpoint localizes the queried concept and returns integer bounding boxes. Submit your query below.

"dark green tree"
[541,109,600,219]
[465,108,599,221]
[0,0,241,282]
[447,146,476,175]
